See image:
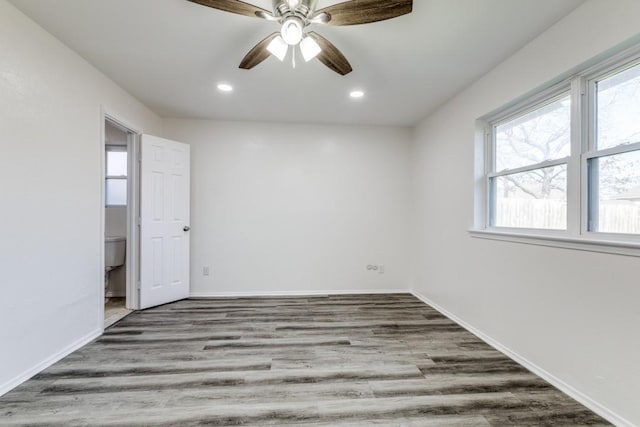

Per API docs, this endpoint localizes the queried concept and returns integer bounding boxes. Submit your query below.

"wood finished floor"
[1,294,610,426]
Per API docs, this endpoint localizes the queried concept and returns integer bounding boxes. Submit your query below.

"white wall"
[164,119,412,296]
[0,0,162,394]
[105,207,127,237]
[105,120,129,145]
[411,1,640,425]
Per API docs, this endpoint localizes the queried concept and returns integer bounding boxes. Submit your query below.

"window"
[106,146,127,206]
[490,94,571,230]
[587,63,640,235]
[476,46,640,253]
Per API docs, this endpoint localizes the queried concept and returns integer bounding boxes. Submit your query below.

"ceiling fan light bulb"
[300,36,321,62]
[281,18,303,45]
[267,36,288,61]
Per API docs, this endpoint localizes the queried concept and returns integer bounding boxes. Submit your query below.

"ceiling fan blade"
[239,33,280,70]
[307,32,352,76]
[188,0,272,19]
[316,0,412,26]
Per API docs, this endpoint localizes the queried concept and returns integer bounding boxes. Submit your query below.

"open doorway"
[103,117,139,327]
[100,119,190,327]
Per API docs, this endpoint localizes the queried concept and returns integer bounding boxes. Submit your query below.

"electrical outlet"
[203,266,210,276]
[367,264,384,273]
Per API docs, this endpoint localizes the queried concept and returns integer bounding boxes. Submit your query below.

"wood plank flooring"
[0,294,610,426]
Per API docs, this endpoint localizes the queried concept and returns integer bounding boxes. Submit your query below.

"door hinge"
[137,217,141,226]
[137,281,141,290]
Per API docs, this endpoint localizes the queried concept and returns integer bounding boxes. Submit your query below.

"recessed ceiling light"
[350,90,365,99]
[217,83,233,92]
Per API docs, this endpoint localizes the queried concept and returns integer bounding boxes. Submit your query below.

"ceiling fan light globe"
[281,18,303,45]
[267,36,288,61]
[300,36,321,62]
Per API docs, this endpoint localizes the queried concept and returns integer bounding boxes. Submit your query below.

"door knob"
[183,226,190,232]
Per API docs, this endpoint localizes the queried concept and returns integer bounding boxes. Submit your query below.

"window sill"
[468,229,640,257]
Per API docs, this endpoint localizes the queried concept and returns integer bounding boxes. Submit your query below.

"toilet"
[105,236,126,290]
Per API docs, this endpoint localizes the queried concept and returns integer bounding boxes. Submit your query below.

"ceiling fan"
[188,0,413,75]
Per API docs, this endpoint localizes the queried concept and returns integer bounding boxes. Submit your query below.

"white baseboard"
[0,328,102,397]
[190,289,411,298]
[411,290,634,427]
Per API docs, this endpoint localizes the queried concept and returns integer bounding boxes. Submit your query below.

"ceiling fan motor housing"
[273,0,317,19]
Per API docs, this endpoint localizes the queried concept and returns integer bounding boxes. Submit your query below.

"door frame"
[100,108,143,330]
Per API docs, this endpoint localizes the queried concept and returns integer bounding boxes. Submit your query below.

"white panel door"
[140,134,190,309]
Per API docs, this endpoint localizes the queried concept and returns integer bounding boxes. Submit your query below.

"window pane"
[106,179,127,206]
[597,63,640,150]
[588,150,640,234]
[106,150,127,176]
[495,95,571,171]
[492,165,567,230]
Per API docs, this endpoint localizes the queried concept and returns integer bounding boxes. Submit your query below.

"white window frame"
[105,144,128,207]
[471,44,640,257]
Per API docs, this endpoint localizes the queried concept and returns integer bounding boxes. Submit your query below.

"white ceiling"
[11,0,584,126]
